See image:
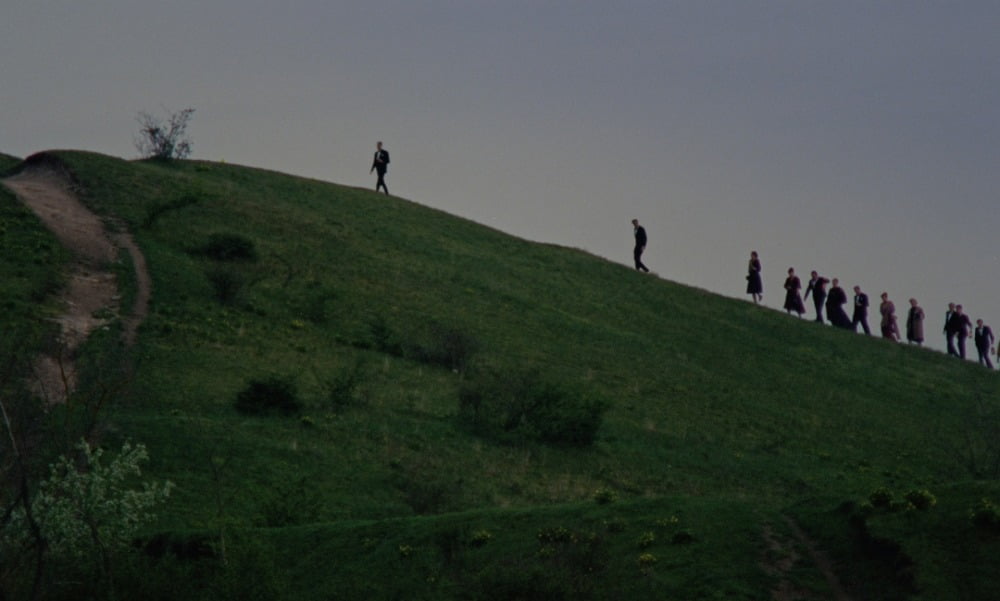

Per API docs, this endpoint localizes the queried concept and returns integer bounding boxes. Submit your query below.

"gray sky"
[4,1,1000,354]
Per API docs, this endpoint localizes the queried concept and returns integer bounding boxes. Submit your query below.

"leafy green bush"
[410,323,478,373]
[458,368,608,447]
[869,487,893,509]
[970,498,1000,533]
[904,489,937,511]
[325,360,366,412]
[234,376,301,416]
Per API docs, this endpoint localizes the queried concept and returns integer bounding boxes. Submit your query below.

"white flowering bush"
[5,439,173,560]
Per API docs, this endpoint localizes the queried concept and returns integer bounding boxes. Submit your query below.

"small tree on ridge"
[134,107,195,160]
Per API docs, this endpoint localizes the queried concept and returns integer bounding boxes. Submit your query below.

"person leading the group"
[370,141,390,194]
[746,251,763,304]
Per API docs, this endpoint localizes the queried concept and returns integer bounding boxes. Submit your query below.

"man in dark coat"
[631,219,649,272]
[944,303,958,356]
[948,305,973,359]
[825,279,852,329]
[804,271,829,323]
[370,141,390,194]
[852,285,871,335]
[974,319,994,368]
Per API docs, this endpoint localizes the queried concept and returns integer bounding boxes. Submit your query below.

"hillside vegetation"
[3,150,999,600]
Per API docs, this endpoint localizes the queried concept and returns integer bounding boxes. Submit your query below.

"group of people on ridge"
[743,251,997,369]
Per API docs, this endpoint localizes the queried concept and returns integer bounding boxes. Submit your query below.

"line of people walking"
[744,251,998,369]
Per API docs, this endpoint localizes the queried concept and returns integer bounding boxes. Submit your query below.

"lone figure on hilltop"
[370,141,390,194]
[746,251,763,304]
[632,219,649,272]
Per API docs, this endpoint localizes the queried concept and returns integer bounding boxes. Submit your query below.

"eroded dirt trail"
[761,516,855,601]
[2,166,150,403]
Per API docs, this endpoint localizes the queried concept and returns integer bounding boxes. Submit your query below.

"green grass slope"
[0,153,21,174]
[14,151,1000,599]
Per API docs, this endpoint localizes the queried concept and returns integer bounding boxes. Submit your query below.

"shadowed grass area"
[3,149,998,599]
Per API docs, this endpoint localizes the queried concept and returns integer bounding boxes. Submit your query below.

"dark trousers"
[977,345,993,368]
[633,246,648,272]
[853,311,871,335]
[957,334,967,359]
[946,332,958,356]
[375,169,388,194]
[813,294,825,323]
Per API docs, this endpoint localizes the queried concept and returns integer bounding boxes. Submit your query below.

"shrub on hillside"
[206,266,246,305]
[970,498,1000,533]
[197,233,258,262]
[324,360,366,412]
[410,323,478,373]
[458,368,608,447]
[234,376,300,416]
[367,316,477,372]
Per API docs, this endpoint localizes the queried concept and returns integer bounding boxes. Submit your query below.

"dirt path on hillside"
[2,166,150,403]
[761,517,854,601]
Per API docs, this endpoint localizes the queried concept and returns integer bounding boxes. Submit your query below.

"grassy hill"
[3,150,1000,600]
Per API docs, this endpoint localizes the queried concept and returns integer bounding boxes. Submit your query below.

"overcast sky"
[4,1,1000,355]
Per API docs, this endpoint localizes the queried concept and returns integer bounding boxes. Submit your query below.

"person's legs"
[633,247,648,272]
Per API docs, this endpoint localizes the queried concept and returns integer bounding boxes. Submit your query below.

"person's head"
[376,141,383,149]
[751,251,758,259]
[853,285,861,294]
[949,302,956,310]
[957,304,964,314]
[881,292,889,301]
[631,218,639,227]
[832,278,839,287]
[910,298,918,306]
[788,267,795,275]
[811,270,818,278]
[977,319,984,327]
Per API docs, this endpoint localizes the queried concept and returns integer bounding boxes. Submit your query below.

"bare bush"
[134,108,195,160]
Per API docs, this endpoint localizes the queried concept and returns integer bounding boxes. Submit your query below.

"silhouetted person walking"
[852,286,871,335]
[632,219,649,272]
[975,319,994,368]
[906,298,924,345]
[879,292,899,341]
[826,279,852,329]
[944,303,958,356]
[746,251,763,304]
[370,141,390,194]
[804,271,828,323]
[783,268,805,316]
[948,304,972,359]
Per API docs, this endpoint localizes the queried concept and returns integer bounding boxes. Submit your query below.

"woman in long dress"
[880,292,899,341]
[906,298,924,345]
[746,251,763,304]
[783,267,805,316]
